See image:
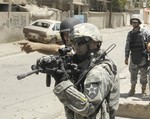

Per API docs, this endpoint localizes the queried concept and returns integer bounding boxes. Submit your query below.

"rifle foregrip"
[46,74,51,87]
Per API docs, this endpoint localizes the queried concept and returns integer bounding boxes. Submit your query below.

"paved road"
[1,25,150,119]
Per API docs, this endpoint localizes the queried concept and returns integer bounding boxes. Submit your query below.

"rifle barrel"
[17,69,39,80]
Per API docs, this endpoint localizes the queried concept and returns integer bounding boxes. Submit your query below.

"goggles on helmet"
[70,37,91,46]
[131,19,139,24]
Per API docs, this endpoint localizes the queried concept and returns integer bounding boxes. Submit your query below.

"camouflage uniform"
[125,27,150,85]
[53,55,119,119]
[53,23,120,119]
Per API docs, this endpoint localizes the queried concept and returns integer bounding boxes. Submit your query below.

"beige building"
[36,0,88,16]
[0,0,27,4]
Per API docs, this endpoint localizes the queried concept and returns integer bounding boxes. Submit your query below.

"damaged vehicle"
[23,19,61,44]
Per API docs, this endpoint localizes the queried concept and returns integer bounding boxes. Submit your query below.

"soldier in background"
[125,14,150,96]
[19,17,81,55]
[52,23,120,119]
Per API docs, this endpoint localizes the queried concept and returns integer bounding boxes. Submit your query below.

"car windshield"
[32,21,51,28]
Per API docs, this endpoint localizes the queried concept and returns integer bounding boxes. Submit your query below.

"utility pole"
[8,0,11,28]
[109,0,112,28]
[70,0,74,17]
[98,0,112,28]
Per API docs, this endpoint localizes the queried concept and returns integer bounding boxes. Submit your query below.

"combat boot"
[128,84,136,96]
[142,84,147,96]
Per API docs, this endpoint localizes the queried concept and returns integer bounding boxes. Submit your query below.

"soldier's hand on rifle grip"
[52,60,70,86]
[125,58,128,65]
[52,70,70,86]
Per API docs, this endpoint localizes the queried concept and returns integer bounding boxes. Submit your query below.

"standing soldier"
[125,14,150,96]
[51,23,120,119]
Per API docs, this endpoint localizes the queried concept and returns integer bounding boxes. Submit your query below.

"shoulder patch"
[84,83,99,99]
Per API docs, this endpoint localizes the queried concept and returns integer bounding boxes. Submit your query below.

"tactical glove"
[51,69,69,85]
[51,59,70,86]
[36,55,58,73]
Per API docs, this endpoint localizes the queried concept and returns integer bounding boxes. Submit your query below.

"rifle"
[17,46,74,87]
[17,44,116,87]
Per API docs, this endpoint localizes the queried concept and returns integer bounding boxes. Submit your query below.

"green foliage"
[146,0,150,8]
[112,0,127,12]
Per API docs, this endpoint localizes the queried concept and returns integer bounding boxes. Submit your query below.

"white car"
[23,19,61,44]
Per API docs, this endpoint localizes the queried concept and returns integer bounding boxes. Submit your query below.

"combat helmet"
[130,14,142,24]
[60,17,81,44]
[70,23,103,43]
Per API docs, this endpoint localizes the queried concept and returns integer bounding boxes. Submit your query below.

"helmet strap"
[86,42,91,53]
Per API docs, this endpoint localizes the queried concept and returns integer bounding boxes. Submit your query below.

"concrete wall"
[144,10,150,24]
[0,11,131,43]
[11,0,26,4]
[0,11,130,30]
[0,12,29,29]
[83,12,131,29]
[0,12,29,43]
[84,12,109,29]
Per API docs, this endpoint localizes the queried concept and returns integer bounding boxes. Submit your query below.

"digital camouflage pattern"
[70,23,103,42]
[129,57,148,85]
[53,56,120,119]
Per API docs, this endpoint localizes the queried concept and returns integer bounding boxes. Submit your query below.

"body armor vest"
[129,31,145,51]
[129,30,147,65]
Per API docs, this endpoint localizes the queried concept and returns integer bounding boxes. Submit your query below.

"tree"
[31,0,69,11]
[112,0,127,12]
[145,0,150,8]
